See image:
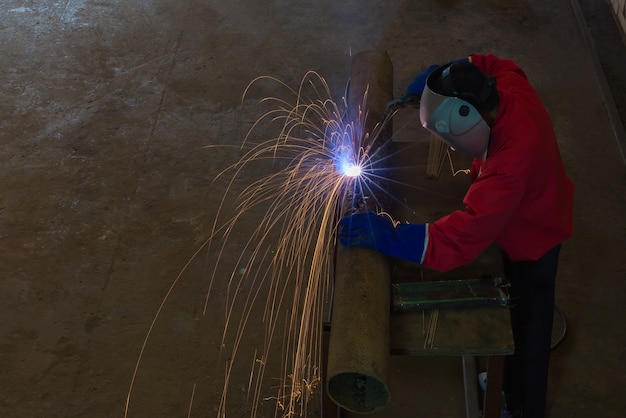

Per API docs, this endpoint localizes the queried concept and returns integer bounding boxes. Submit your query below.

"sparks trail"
[207,72,393,418]
[206,71,473,418]
[124,70,469,418]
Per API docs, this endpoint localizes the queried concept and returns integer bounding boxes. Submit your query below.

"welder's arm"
[338,212,428,264]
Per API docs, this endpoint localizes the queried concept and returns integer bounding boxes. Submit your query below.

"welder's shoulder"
[470,53,528,80]
[486,126,537,179]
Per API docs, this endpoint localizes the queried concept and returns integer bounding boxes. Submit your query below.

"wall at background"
[609,0,626,39]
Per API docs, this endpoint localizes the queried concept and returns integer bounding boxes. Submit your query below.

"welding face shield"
[419,62,497,160]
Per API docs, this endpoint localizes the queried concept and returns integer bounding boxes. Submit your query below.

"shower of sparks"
[123,70,394,418]
[203,71,393,418]
[124,69,468,418]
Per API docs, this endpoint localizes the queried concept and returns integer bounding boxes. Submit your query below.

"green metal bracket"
[391,277,509,312]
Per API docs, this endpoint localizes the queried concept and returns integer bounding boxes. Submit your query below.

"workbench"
[388,247,513,418]
[324,252,513,418]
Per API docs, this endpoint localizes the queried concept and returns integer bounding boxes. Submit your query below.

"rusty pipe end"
[327,371,390,414]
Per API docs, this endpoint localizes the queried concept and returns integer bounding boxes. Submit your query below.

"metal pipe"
[326,50,393,414]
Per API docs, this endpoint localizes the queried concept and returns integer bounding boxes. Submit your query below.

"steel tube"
[326,50,393,414]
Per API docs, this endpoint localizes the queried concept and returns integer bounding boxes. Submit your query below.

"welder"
[338,53,574,418]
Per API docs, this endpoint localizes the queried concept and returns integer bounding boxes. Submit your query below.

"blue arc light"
[342,163,362,177]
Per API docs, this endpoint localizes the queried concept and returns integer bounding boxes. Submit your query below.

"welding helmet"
[419,62,498,159]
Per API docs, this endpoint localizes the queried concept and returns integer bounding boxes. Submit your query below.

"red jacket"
[423,53,574,272]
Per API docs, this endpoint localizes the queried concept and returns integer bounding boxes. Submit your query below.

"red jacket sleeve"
[423,162,525,272]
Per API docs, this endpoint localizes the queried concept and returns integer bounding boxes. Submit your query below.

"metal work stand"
[323,255,514,418]
[389,274,512,418]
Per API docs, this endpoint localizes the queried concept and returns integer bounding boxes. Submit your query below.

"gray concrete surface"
[1,1,625,417]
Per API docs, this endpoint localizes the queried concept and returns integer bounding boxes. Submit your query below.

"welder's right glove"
[405,64,442,97]
[338,211,428,265]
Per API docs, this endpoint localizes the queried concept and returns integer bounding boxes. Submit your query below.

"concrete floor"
[1,1,625,417]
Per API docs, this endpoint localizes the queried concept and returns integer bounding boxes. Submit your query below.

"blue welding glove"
[405,64,441,96]
[338,212,429,264]
[405,57,471,96]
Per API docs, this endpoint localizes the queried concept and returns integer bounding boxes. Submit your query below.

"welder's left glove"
[338,211,428,264]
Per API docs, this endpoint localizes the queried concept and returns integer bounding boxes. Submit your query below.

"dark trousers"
[502,244,561,417]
